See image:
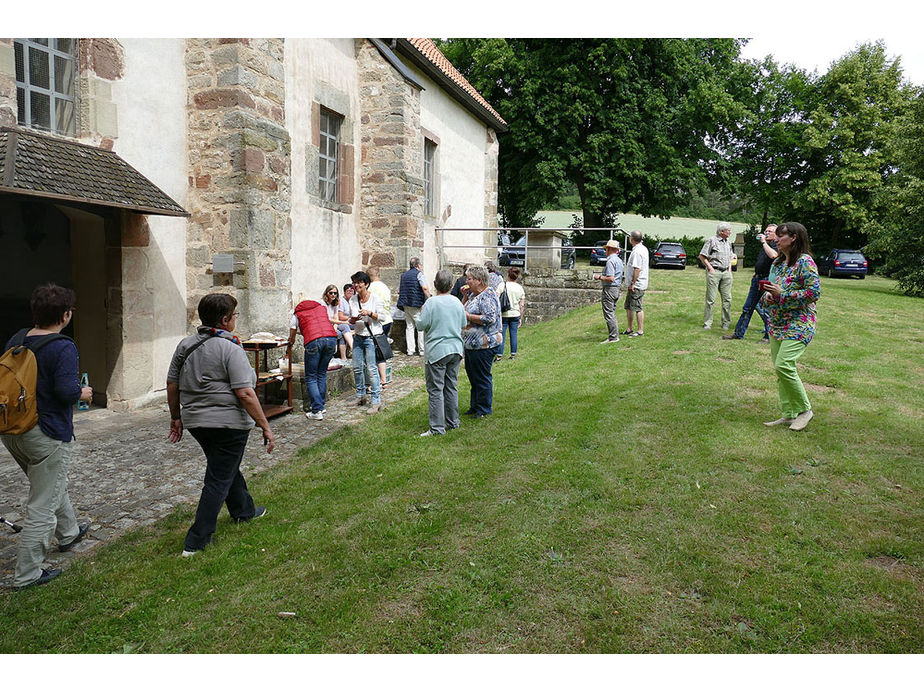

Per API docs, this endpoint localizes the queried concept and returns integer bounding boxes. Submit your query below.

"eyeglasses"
[327,290,338,295]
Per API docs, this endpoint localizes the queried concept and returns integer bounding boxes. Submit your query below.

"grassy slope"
[0,272,921,653]
[538,210,750,239]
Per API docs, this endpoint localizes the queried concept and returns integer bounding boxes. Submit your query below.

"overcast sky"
[11,1,924,86]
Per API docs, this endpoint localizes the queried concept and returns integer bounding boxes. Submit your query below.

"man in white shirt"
[624,231,649,337]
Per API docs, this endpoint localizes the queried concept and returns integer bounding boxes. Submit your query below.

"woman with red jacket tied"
[289,294,338,421]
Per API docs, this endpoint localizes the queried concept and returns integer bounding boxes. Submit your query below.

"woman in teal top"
[760,221,821,431]
[415,269,467,436]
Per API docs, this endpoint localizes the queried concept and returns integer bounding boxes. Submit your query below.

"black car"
[818,249,868,279]
[498,236,576,269]
[651,242,687,269]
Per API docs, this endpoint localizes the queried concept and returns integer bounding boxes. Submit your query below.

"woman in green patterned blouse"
[760,222,821,432]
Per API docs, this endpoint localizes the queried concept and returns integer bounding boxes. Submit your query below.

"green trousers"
[1,426,79,587]
[769,337,812,418]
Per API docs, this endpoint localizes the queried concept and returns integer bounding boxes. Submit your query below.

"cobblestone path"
[0,355,424,588]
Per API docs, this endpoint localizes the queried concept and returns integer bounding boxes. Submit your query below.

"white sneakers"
[789,410,814,431]
[764,417,794,427]
[764,410,814,431]
[305,411,324,420]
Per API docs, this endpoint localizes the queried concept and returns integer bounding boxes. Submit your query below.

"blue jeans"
[499,316,520,355]
[733,273,770,338]
[303,336,336,413]
[464,347,494,415]
[352,334,381,404]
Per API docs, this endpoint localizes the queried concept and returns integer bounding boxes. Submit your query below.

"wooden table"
[241,339,293,418]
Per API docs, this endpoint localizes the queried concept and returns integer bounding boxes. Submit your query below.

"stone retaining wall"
[521,269,599,323]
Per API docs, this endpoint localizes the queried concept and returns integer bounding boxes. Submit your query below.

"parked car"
[817,249,868,279]
[498,236,576,269]
[650,242,687,269]
[589,240,609,266]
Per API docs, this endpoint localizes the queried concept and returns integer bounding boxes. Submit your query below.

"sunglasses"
[327,290,338,295]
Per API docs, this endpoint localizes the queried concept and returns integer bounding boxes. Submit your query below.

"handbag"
[372,332,393,362]
[498,282,512,313]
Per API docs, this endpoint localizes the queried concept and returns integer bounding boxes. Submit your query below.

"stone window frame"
[14,38,78,135]
[309,92,354,215]
[318,107,341,203]
[422,128,440,219]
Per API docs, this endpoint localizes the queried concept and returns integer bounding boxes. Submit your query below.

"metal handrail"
[436,227,629,272]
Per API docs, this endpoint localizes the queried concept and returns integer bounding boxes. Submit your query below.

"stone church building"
[0,38,505,409]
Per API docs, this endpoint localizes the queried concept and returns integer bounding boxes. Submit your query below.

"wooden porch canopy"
[0,126,188,217]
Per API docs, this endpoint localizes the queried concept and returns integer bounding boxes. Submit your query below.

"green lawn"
[538,210,750,239]
[1,272,921,653]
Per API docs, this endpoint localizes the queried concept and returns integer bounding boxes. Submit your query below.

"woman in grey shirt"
[166,293,275,557]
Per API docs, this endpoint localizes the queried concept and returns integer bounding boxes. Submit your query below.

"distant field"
[536,211,750,240]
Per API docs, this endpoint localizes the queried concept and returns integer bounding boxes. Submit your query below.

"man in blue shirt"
[593,240,625,343]
[1,284,92,589]
[397,257,431,356]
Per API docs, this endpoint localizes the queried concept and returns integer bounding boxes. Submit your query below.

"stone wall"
[357,40,425,291]
[521,269,600,324]
[185,38,292,336]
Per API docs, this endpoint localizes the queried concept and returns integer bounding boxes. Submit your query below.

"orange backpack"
[0,330,71,435]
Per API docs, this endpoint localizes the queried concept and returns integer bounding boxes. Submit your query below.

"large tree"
[715,56,815,230]
[866,90,924,296]
[438,38,743,231]
[791,42,912,252]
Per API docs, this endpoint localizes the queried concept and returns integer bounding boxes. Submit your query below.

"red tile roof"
[405,39,507,128]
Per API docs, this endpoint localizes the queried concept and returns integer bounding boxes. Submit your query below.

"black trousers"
[185,427,257,551]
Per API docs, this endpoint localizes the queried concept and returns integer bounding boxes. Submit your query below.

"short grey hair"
[630,230,643,242]
[409,257,421,268]
[466,265,489,285]
[434,269,453,293]
[485,260,498,274]
[717,222,732,233]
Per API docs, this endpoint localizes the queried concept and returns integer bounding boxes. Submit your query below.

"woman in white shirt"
[367,266,394,389]
[347,271,385,414]
[497,267,526,360]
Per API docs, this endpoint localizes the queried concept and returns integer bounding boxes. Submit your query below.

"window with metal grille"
[319,108,342,202]
[424,138,437,216]
[14,39,77,135]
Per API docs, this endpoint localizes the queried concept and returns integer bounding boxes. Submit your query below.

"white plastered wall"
[409,62,491,273]
[109,39,188,401]
[285,38,362,307]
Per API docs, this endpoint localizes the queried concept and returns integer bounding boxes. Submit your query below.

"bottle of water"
[78,373,90,411]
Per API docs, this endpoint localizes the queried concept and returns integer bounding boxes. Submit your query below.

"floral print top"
[463,287,502,350]
[762,254,821,344]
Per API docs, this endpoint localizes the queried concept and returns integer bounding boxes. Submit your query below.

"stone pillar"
[77,39,123,142]
[483,127,499,259]
[0,39,15,127]
[357,40,424,290]
[185,38,291,336]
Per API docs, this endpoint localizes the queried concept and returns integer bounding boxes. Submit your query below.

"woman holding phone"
[760,222,821,432]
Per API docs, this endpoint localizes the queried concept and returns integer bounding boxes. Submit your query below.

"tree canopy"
[437,38,743,230]
[437,38,923,295]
